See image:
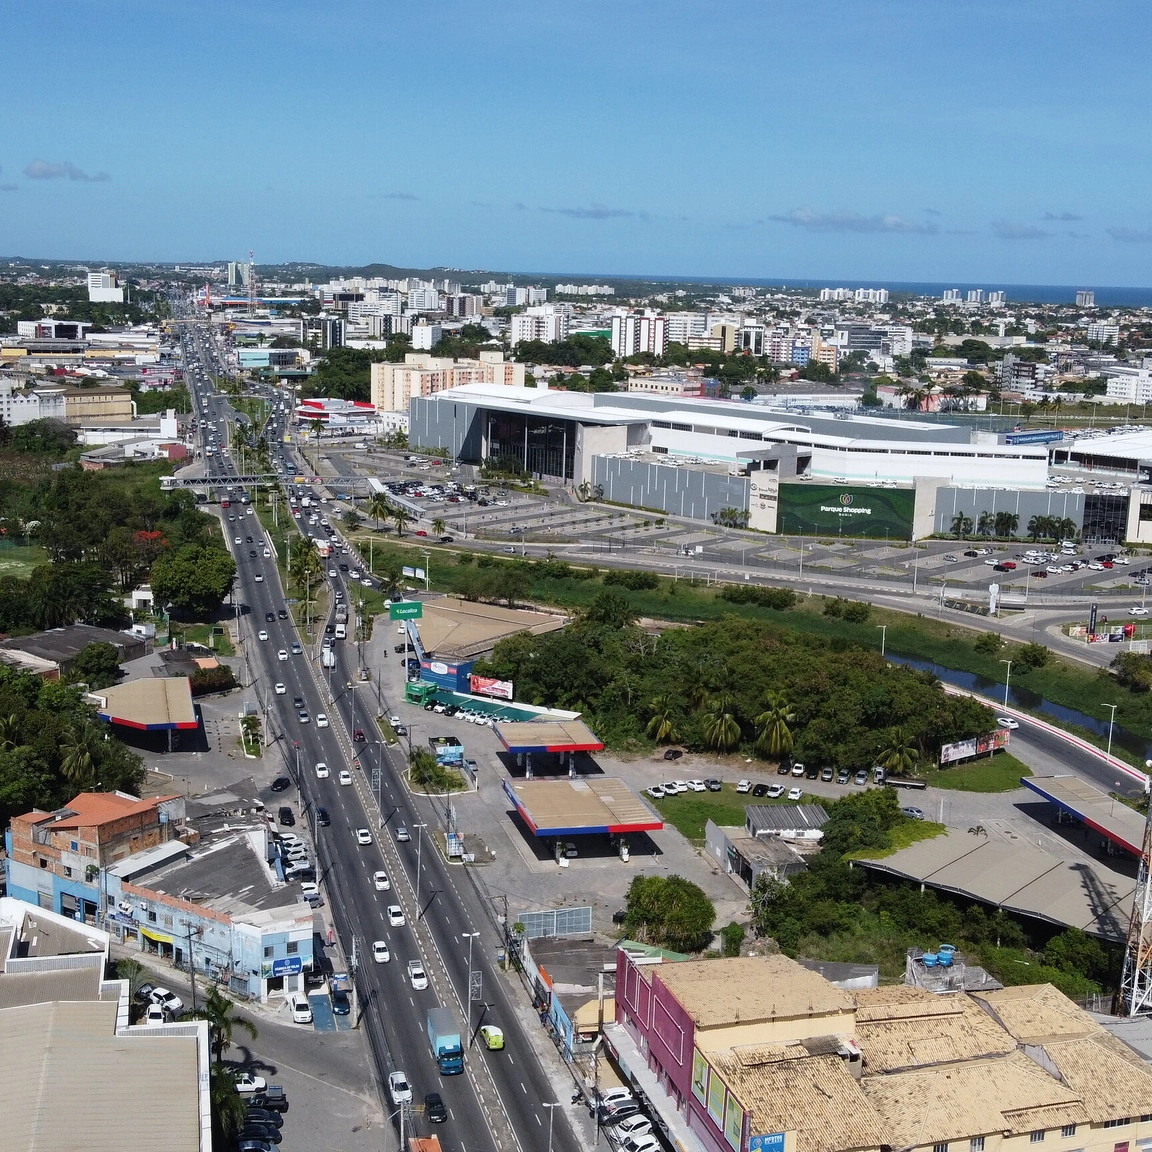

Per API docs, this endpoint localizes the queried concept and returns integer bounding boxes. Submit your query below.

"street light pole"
[1104,702,1119,758]
[1000,658,1013,708]
[543,1102,559,1152]
[876,624,887,658]
[414,822,428,917]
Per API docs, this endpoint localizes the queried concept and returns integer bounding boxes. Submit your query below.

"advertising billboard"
[777,483,915,540]
[470,674,514,701]
[707,1067,728,1128]
[390,600,423,620]
[940,727,1011,765]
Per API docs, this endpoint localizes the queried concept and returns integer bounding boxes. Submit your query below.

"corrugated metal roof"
[745,804,828,834]
[0,966,103,1010]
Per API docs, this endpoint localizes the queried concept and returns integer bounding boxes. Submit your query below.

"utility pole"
[183,922,199,1013]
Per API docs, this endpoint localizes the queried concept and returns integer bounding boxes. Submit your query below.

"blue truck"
[427,1006,463,1075]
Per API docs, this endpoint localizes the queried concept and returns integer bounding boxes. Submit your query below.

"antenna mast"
[248,250,256,316]
[1117,769,1152,1015]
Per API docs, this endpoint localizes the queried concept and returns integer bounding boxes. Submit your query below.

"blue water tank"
[938,943,957,956]
[922,953,938,967]
[938,951,953,967]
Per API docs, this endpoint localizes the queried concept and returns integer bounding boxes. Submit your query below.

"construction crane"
[1116,768,1152,1015]
[247,250,256,316]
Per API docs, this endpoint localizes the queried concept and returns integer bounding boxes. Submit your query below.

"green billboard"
[389,600,424,620]
[777,483,914,540]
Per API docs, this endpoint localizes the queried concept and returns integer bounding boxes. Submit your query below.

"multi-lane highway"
[178,322,579,1152]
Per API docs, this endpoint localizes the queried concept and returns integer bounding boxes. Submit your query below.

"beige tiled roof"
[1040,1035,1152,1124]
[709,1048,887,1152]
[654,955,854,1028]
[854,987,1017,1073]
[971,984,1099,1044]
[861,1050,1084,1146]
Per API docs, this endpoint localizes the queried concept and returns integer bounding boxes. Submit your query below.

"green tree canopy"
[151,544,236,616]
[624,874,716,953]
[71,642,124,689]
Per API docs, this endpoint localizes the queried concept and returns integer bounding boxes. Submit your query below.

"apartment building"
[611,951,1152,1152]
[510,304,570,346]
[371,350,526,412]
[87,271,124,303]
[1087,322,1120,345]
[611,311,668,358]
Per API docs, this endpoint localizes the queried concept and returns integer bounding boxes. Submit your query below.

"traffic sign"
[390,601,423,620]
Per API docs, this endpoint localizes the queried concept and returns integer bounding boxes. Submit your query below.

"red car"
[415,530,428,537]
[352,729,366,743]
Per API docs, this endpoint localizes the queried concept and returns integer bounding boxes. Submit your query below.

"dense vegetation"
[473,594,992,768]
[0,461,234,632]
[624,874,716,953]
[750,788,1118,999]
[0,665,145,829]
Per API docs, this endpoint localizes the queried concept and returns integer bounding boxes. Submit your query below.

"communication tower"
[247,250,256,316]
[1116,769,1152,1015]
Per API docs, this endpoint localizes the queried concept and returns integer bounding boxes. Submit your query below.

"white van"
[321,649,336,668]
[335,622,347,639]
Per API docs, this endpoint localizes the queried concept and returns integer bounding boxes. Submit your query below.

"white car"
[339,770,353,786]
[387,904,405,927]
[277,649,289,662]
[289,992,313,1024]
[388,1071,413,1106]
[254,573,264,582]
[787,786,803,801]
[149,987,184,1015]
[736,779,752,793]
[687,779,706,792]
[274,683,286,694]
[349,569,361,579]
[233,1072,267,1094]
[356,828,372,846]
[612,1116,654,1141]
[235,536,242,545]
[299,882,320,897]
[328,569,338,577]
[407,960,429,989]
[315,762,330,779]
[316,713,329,728]
[257,630,269,641]
[1129,606,1150,616]
[372,940,391,963]
[1088,562,1105,571]
[373,871,391,891]
[646,785,666,799]
[996,716,1020,730]
[766,783,785,799]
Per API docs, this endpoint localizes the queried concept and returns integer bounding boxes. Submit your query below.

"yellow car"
[479,1025,504,1051]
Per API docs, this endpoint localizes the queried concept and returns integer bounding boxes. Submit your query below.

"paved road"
[182,328,581,1152]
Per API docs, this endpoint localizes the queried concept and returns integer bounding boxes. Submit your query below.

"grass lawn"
[651,785,752,844]
[922,751,1032,793]
[180,623,235,657]
[0,542,48,578]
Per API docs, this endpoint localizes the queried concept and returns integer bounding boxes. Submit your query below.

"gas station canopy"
[502,777,663,837]
[90,678,198,731]
[494,719,604,755]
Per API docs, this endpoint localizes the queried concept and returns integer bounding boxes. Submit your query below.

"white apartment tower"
[87,271,124,303]
[611,312,668,358]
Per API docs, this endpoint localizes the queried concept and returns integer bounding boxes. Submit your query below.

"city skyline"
[3,1,1152,285]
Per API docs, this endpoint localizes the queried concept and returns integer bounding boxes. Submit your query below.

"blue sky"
[3,0,1152,285]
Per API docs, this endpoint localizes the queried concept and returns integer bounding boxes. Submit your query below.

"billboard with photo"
[940,727,1010,765]
[777,483,915,539]
[470,674,514,700]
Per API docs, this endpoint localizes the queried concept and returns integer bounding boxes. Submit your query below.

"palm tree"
[289,544,323,595]
[877,727,920,778]
[645,694,680,743]
[191,985,259,1063]
[753,691,795,760]
[392,505,412,538]
[702,694,742,753]
[366,492,391,530]
[976,511,992,537]
[432,517,447,537]
[0,712,21,751]
[61,722,104,788]
[210,1063,249,1146]
[950,513,973,539]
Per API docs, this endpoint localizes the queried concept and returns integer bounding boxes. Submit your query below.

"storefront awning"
[140,926,174,946]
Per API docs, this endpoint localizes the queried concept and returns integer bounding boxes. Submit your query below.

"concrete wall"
[593,456,749,520]
[409,395,482,459]
[575,423,629,484]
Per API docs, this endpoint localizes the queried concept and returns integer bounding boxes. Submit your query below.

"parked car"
[663,748,683,761]
[787,786,803,801]
[836,768,851,785]
[149,987,184,1015]
[288,993,313,1024]
[751,783,770,797]
[234,1073,268,1094]
[705,778,723,792]
[243,1108,283,1130]
[270,777,291,793]
[735,779,751,793]
[247,1088,288,1113]
[902,807,926,820]
[766,783,785,799]
[854,769,869,786]
[388,1071,413,1106]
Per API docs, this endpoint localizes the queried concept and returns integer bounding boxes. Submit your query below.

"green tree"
[581,590,638,630]
[391,505,412,538]
[645,693,681,744]
[702,694,742,753]
[71,642,123,690]
[754,691,795,760]
[432,517,447,537]
[210,1064,249,1147]
[151,545,236,617]
[876,727,919,778]
[624,874,716,953]
[191,985,259,1063]
[342,509,362,532]
[366,492,391,530]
